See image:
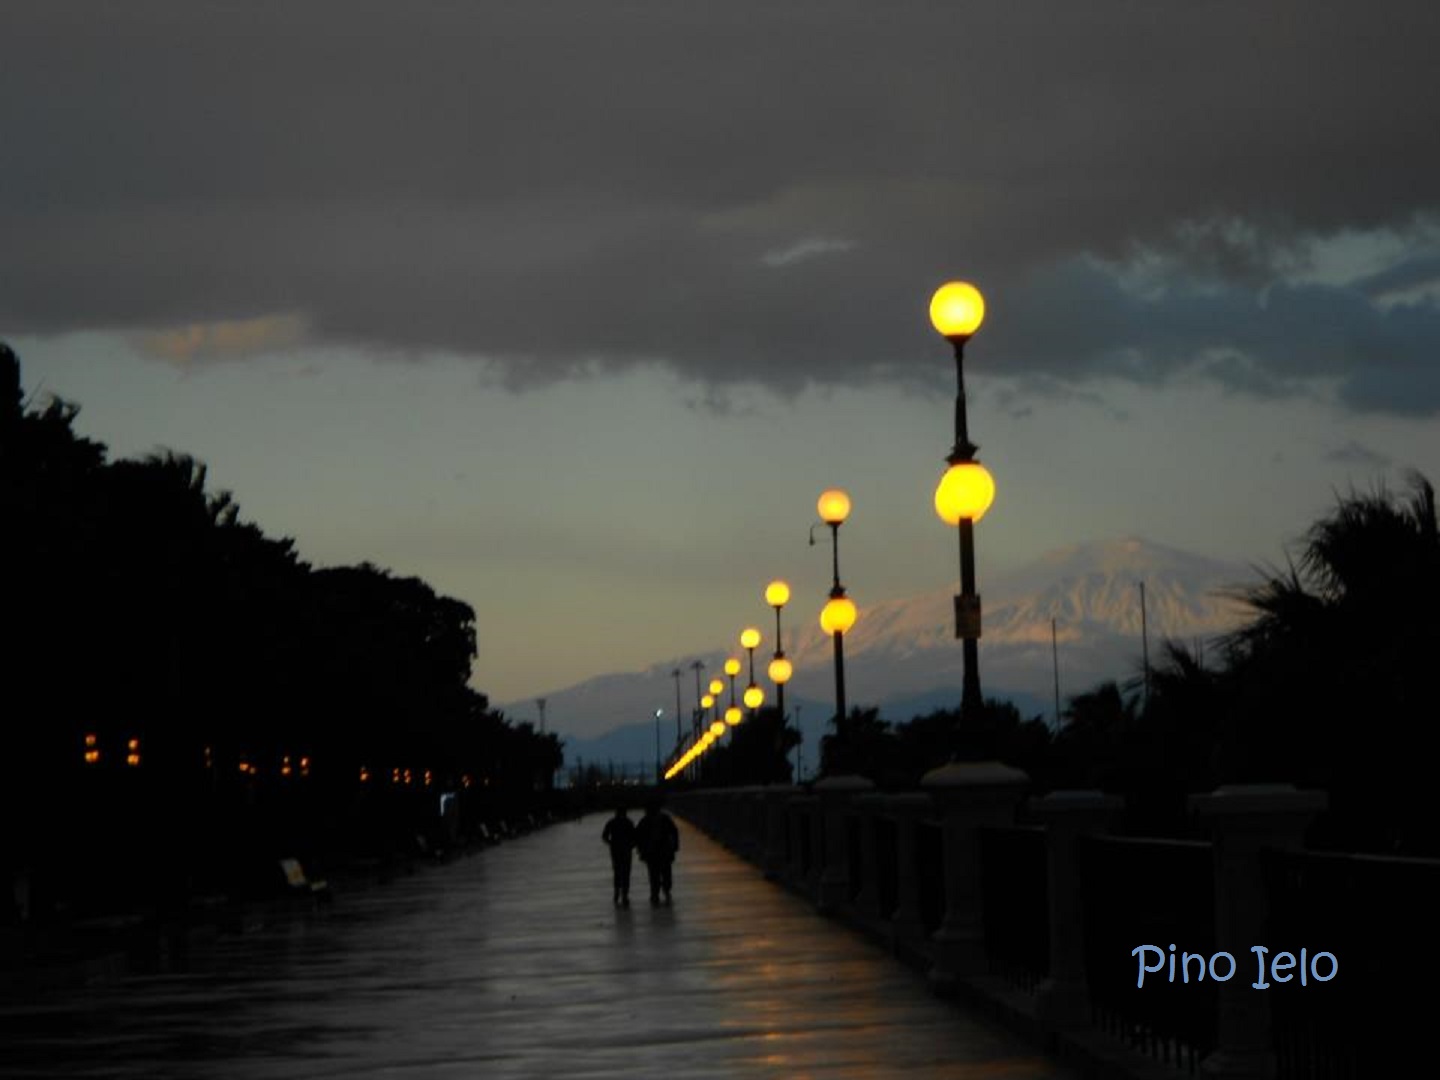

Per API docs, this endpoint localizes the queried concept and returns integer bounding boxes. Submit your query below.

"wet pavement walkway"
[0,814,1077,1078]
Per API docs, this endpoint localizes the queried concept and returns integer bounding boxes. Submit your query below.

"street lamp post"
[689,660,706,781]
[816,489,857,727]
[671,668,683,746]
[930,281,996,726]
[740,627,765,715]
[765,580,791,720]
[654,708,663,785]
[723,660,744,727]
[690,660,706,736]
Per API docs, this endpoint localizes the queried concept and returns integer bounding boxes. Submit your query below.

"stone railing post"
[814,775,873,914]
[1030,789,1122,1028]
[886,793,932,961]
[852,793,884,924]
[921,760,1029,989]
[788,793,817,890]
[735,787,762,864]
[1189,783,1326,1080]
[762,786,796,880]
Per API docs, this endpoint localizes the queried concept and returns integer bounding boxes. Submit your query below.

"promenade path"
[0,814,1077,1079]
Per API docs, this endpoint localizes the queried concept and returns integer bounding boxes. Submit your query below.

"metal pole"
[1140,580,1150,712]
[795,704,804,782]
[828,521,848,730]
[672,668,683,745]
[1052,617,1062,727]
[691,660,705,735]
[948,334,984,729]
[773,605,786,720]
[959,518,981,716]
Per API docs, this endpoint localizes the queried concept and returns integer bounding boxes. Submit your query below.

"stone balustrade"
[672,776,1333,1080]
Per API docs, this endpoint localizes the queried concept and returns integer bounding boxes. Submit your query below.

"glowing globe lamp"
[743,684,765,709]
[820,596,858,635]
[709,721,726,738]
[765,580,790,607]
[701,693,714,710]
[768,656,793,684]
[725,706,742,726]
[934,461,996,525]
[930,281,985,340]
[817,488,851,525]
[740,627,761,650]
[724,657,741,677]
[709,678,724,696]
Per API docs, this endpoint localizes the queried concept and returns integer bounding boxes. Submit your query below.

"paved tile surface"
[0,815,1077,1078]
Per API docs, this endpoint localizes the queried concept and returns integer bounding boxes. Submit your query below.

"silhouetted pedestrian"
[635,799,679,905]
[601,807,636,906]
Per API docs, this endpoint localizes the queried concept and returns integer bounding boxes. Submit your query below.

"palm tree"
[1221,472,1439,852]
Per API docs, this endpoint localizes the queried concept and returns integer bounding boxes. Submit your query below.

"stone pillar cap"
[1029,789,1123,814]
[814,774,875,793]
[921,760,1029,789]
[881,792,935,810]
[1189,782,1327,817]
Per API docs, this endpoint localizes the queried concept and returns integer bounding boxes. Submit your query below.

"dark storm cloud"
[3,2,1439,409]
[996,256,1440,414]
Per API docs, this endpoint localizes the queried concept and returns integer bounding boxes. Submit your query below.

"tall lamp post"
[930,281,996,724]
[723,658,743,727]
[654,708,663,785]
[740,627,765,715]
[690,660,706,738]
[671,668,683,746]
[765,580,792,721]
[816,489,857,727]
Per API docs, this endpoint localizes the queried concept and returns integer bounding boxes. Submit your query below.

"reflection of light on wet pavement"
[0,816,1076,1078]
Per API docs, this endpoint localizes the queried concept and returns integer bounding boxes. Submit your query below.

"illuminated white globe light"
[820,596,857,636]
[929,281,985,340]
[934,461,996,525]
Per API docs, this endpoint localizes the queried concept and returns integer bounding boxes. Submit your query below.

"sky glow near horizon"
[5,3,1439,713]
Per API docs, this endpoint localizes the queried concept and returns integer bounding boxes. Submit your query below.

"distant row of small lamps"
[665,486,859,781]
[83,736,483,791]
[665,578,797,780]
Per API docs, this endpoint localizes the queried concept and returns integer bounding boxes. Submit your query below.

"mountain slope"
[502,537,1254,747]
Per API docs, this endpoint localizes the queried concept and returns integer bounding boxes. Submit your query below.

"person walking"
[634,799,679,906]
[601,806,636,906]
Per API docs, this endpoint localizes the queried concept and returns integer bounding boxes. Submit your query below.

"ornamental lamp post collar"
[930,281,985,464]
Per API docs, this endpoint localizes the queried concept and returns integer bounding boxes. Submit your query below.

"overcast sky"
[5,2,1439,713]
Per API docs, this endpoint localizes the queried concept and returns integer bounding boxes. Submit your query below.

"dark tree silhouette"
[697,707,799,786]
[1217,473,1440,852]
[2,346,566,918]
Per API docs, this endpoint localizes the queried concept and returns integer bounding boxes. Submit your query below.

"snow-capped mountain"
[503,537,1255,752]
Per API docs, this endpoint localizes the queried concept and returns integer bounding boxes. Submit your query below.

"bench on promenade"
[279,858,332,904]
